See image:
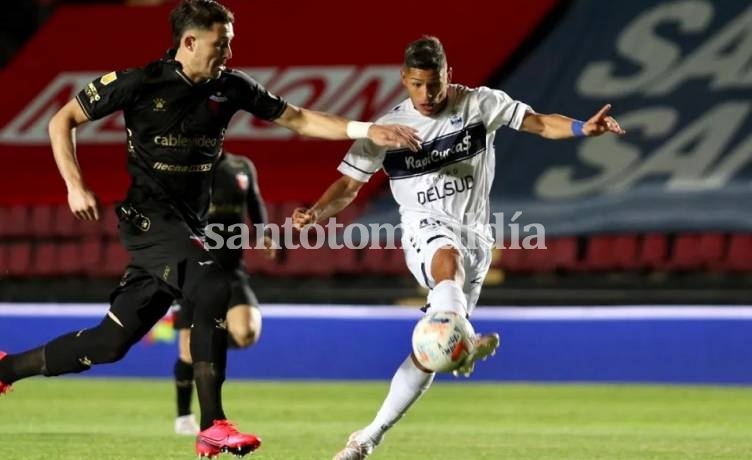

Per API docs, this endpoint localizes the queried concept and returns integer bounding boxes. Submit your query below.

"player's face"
[191,22,234,79]
[401,66,450,116]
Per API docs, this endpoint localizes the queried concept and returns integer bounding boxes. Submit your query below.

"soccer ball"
[411,311,475,373]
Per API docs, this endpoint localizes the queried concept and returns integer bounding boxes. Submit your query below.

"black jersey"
[76,50,286,234]
[208,152,268,270]
[209,152,266,228]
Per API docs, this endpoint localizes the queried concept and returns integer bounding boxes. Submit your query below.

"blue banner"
[1,304,751,384]
[491,0,752,235]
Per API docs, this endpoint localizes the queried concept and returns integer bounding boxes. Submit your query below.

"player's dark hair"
[404,36,447,70]
[169,0,235,48]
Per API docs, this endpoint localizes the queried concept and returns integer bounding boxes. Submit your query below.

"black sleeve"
[75,69,143,121]
[243,158,268,227]
[230,69,287,121]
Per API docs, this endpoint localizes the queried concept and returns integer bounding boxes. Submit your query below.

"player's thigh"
[402,226,463,289]
[108,267,176,341]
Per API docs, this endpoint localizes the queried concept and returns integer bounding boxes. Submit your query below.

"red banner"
[0,0,556,205]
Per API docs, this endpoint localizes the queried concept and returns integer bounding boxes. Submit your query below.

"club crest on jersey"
[153,98,167,112]
[235,172,249,190]
[208,92,227,114]
[450,114,463,126]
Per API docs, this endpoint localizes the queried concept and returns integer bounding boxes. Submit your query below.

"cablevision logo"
[204,212,545,250]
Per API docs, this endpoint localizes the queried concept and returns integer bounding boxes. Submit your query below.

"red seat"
[724,234,752,271]
[331,246,360,274]
[29,205,55,238]
[58,241,85,276]
[552,237,578,271]
[667,234,702,271]
[3,206,29,238]
[584,235,614,271]
[54,204,79,237]
[639,233,668,270]
[0,243,7,274]
[360,246,389,274]
[524,244,555,272]
[81,237,104,270]
[611,234,640,270]
[0,208,6,237]
[100,241,130,277]
[698,233,726,270]
[381,246,409,276]
[7,242,33,277]
[284,246,337,276]
[102,204,120,238]
[32,242,57,277]
[496,245,526,272]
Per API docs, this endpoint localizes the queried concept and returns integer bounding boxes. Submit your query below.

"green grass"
[0,378,751,459]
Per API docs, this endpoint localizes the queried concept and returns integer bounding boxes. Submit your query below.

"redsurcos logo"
[0,65,403,145]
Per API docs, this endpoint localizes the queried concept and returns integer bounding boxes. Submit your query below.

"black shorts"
[173,267,258,330]
[113,199,228,297]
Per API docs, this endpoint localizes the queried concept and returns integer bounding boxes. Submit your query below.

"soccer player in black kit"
[173,152,275,436]
[0,0,421,457]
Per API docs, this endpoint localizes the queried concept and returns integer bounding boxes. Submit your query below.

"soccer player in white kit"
[292,36,625,460]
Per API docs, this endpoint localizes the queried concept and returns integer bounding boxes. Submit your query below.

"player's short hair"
[169,0,235,48]
[404,36,447,71]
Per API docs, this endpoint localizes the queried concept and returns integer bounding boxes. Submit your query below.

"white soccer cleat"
[452,332,501,378]
[332,431,375,460]
[175,413,200,436]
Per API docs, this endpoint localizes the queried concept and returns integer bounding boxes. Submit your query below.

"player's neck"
[173,52,209,84]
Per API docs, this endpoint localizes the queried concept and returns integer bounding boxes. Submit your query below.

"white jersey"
[338,84,531,243]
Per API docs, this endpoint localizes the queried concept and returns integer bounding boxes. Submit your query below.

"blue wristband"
[571,120,585,137]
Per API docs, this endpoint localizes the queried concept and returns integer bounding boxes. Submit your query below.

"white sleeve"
[475,86,532,132]
[337,139,387,182]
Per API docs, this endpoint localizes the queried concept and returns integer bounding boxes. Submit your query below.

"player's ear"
[183,34,196,51]
[400,67,409,87]
[447,67,453,84]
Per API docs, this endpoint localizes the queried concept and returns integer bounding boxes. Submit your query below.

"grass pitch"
[0,378,750,459]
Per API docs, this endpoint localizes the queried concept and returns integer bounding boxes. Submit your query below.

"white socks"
[359,355,435,445]
[427,280,468,317]
[357,280,465,446]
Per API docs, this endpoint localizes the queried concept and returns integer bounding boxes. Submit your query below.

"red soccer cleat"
[0,352,11,396]
[195,419,261,458]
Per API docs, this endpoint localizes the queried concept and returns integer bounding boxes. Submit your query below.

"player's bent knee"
[227,305,262,349]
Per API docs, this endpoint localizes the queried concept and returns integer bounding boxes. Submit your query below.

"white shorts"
[401,220,492,316]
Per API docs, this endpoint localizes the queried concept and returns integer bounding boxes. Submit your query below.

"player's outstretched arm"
[520,104,625,140]
[48,98,100,221]
[292,175,365,230]
[274,104,421,151]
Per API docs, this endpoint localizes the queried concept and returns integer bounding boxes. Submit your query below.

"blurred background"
[0,0,751,385]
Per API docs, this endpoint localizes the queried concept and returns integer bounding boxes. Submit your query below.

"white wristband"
[346,121,373,139]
